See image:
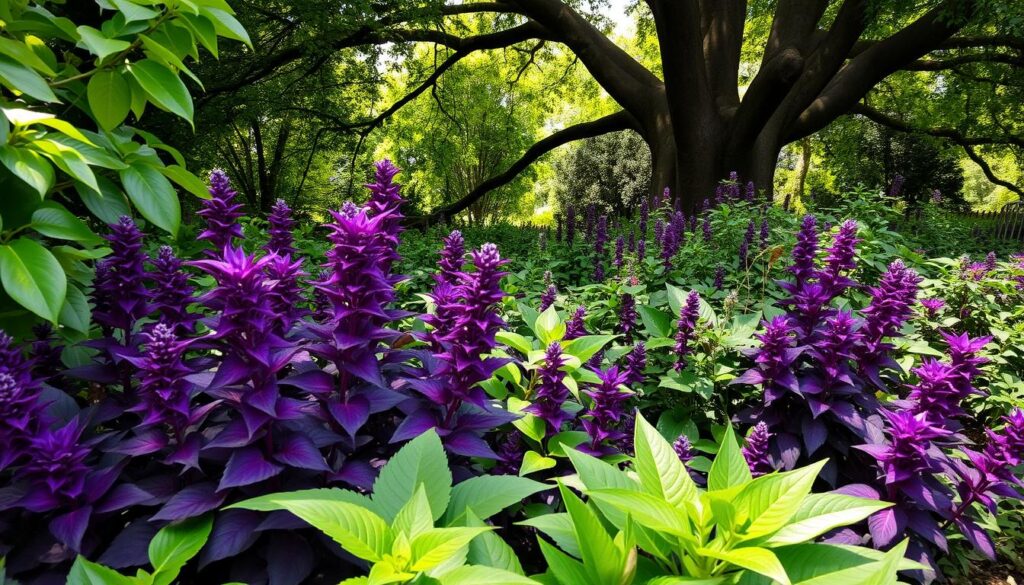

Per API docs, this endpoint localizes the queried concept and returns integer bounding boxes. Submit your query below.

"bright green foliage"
[66,515,213,585]
[0,0,247,330]
[232,429,550,585]
[525,413,916,584]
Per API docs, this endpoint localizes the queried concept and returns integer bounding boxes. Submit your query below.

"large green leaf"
[439,565,540,585]
[708,424,751,492]
[698,546,790,585]
[586,489,691,538]
[373,429,452,522]
[0,53,57,102]
[127,59,194,125]
[87,70,131,131]
[538,537,589,585]
[59,283,91,333]
[110,0,160,23]
[199,7,253,48]
[560,483,624,585]
[0,145,54,197]
[77,176,131,224]
[231,488,379,515]
[561,335,616,362]
[32,202,102,244]
[765,495,893,546]
[634,413,699,514]
[465,509,524,575]
[76,25,131,60]
[67,557,135,585]
[148,515,213,585]
[392,484,434,540]
[30,139,98,192]
[270,498,391,562]
[409,527,492,571]
[445,475,549,524]
[734,460,826,541]
[160,164,211,199]
[0,237,66,322]
[120,162,180,235]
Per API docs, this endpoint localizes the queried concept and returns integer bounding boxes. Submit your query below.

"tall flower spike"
[540,284,557,312]
[985,252,997,272]
[437,230,465,285]
[860,260,921,355]
[619,293,638,344]
[860,410,951,487]
[920,297,945,317]
[130,323,194,436]
[198,170,245,253]
[264,198,297,256]
[743,422,774,477]
[17,420,91,513]
[265,252,307,333]
[148,245,195,328]
[613,236,625,270]
[593,215,608,281]
[363,160,404,270]
[581,366,632,456]
[524,343,572,434]
[0,333,45,471]
[674,291,701,371]
[759,217,770,250]
[566,206,576,245]
[93,216,150,333]
[702,214,712,242]
[740,220,755,268]
[624,342,646,385]
[819,219,860,298]
[566,306,588,340]
[714,265,725,290]
[639,196,649,237]
[788,214,819,286]
[673,434,694,463]
[734,315,800,404]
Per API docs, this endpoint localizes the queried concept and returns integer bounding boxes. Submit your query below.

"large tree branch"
[790,0,974,140]
[962,145,1024,198]
[700,0,747,113]
[852,34,1024,56]
[428,110,636,220]
[761,0,829,63]
[901,52,1024,70]
[852,103,1024,147]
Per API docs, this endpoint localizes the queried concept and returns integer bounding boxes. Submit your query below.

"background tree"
[554,129,652,215]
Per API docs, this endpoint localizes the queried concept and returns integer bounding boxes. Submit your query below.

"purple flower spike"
[624,342,646,385]
[566,206,576,246]
[148,246,195,328]
[614,236,625,270]
[861,260,921,356]
[581,366,632,456]
[93,216,149,333]
[789,215,819,286]
[594,215,608,281]
[920,298,945,317]
[130,323,193,435]
[702,215,712,242]
[819,219,860,298]
[198,170,245,253]
[437,230,465,285]
[363,160,405,270]
[734,316,799,404]
[674,291,701,371]
[743,422,774,477]
[524,343,572,435]
[540,284,557,312]
[18,420,91,512]
[566,306,588,340]
[740,220,755,268]
[985,252,997,272]
[265,253,307,333]
[639,197,649,237]
[759,218,770,250]
[265,199,296,256]
[673,434,694,463]
[619,293,638,344]
[714,265,725,290]
[864,410,951,486]
[0,333,45,471]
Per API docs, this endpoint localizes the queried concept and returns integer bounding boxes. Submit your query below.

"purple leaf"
[199,509,262,568]
[801,416,827,455]
[327,396,370,437]
[272,433,329,471]
[98,521,159,568]
[957,517,996,559]
[152,482,226,521]
[219,447,284,490]
[111,430,168,456]
[96,483,158,513]
[390,410,438,443]
[833,483,881,499]
[445,432,499,459]
[867,507,903,548]
[165,433,202,471]
[280,369,334,395]
[49,506,92,552]
[266,533,314,585]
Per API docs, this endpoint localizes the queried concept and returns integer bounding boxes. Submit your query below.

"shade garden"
[0,160,1018,585]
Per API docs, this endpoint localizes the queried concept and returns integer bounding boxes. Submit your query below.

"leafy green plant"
[523,413,919,584]
[0,0,249,333]
[66,516,212,585]
[232,429,549,585]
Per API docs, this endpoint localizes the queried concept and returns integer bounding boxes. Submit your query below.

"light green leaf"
[0,54,57,102]
[88,70,131,131]
[517,513,579,558]
[59,283,90,333]
[439,565,540,585]
[410,527,492,571]
[139,34,203,87]
[148,515,213,585]
[67,556,135,585]
[534,305,565,345]
[538,537,589,585]
[230,488,379,515]
[708,424,751,491]
[0,237,66,322]
[159,164,211,199]
[586,489,691,538]
[735,460,826,541]
[120,163,180,235]
[698,546,790,585]
[0,37,56,75]
[199,7,252,48]
[110,0,160,22]
[77,26,131,60]
[127,59,194,125]
[392,484,433,539]
[77,176,131,224]
[496,330,534,354]
[30,139,98,192]
[0,145,54,197]
[373,429,452,522]
[32,202,102,244]
[562,335,616,362]
[519,451,556,476]
[445,475,549,524]
[272,499,391,562]
[465,509,524,574]
[637,305,672,337]
[634,412,699,514]
[765,495,893,546]
[560,482,624,585]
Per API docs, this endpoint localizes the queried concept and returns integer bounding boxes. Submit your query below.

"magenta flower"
[198,170,245,253]
[93,216,149,333]
[524,343,571,434]
[580,366,632,456]
[148,245,196,328]
[437,230,465,284]
[858,410,952,487]
[128,323,194,436]
[919,297,945,317]
[264,198,297,256]
[743,422,775,477]
[17,420,91,513]
[619,293,638,344]
[733,316,800,404]
[788,215,819,287]
[674,291,700,371]
[818,219,859,298]
[540,284,557,312]
[565,306,588,340]
[624,342,646,385]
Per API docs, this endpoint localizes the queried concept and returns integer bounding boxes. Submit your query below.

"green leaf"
[0,37,56,75]
[496,330,534,354]
[30,139,98,192]
[373,429,452,522]
[231,488,378,515]
[586,489,691,537]
[708,424,751,491]
[666,283,687,317]
[110,0,160,22]
[392,484,434,539]
[159,164,211,199]
[633,413,700,516]
[148,515,213,585]
[519,451,556,476]
[465,509,524,575]
[759,543,912,585]
[538,537,589,585]
[698,546,790,585]
[32,202,102,244]
[78,176,132,224]
[67,556,135,585]
[410,527,492,571]
[139,34,202,87]
[637,305,672,338]
[517,513,579,558]
[127,59,194,125]
[77,26,131,60]
[559,483,624,585]
[59,283,90,333]
[199,7,252,48]
[445,475,549,524]
[120,163,180,235]
[0,54,57,102]
[735,460,826,541]
[561,335,615,363]
[439,565,539,585]
[269,498,391,562]
[0,145,54,197]
[0,237,66,322]
[534,305,565,345]
[765,495,893,546]
[88,70,131,131]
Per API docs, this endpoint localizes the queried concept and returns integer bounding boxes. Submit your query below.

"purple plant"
[92,216,149,334]
[623,342,646,385]
[566,206,576,246]
[739,220,755,268]
[759,218,770,250]
[639,196,649,237]
[265,198,297,256]
[919,297,945,317]
[985,251,997,272]
[566,306,588,340]
[619,293,638,344]
[614,235,625,270]
[148,245,196,329]
[580,366,632,456]
[673,434,694,463]
[714,265,725,290]
[743,422,775,477]
[540,284,557,312]
[198,170,245,253]
[126,323,195,439]
[437,230,466,284]
[524,343,571,435]
[594,215,608,281]
[0,333,45,471]
[702,214,712,242]
[673,291,701,371]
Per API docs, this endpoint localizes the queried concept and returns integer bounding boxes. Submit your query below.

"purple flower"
[566,206,576,246]
[906,359,962,422]
[745,181,756,201]
[627,230,636,253]
[674,291,700,371]
[198,170,245,252]
[614,236,625,270]
[759,218,770,250]
[819,220,859,298]
[265,199,297,256]
[524,343,572,434]
[363,160,405,270]
[17,420,91,512]
[616,293,638,345]
[743,422,774,477]
[660,227,677,270]
[860,260,921,358]
[93,216,149,333]
[702,215,712,242]
[740,220,755,268]
[594,215,608,281]
[566,306,588,340]
[0,333,45,471]
[437,230,465,285]
[129,323,194,436]
[639,197,649,238]
[654,219,665,247]
[919,297,945,317]
[540,284,557,311]
[265,253,307,333]
[624,342,646,385]
[148,246,195,328]
[714,265,725,290]
[985,252,997,272]
[733,316,800,404]
[494,433,524,475]
[637,236,646,259]
[862,410,951,486]
[673,434,694,463]
[788,215,819,287]
[581,366,632,456]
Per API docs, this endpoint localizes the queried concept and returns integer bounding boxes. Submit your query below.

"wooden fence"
[959,202,1024,241]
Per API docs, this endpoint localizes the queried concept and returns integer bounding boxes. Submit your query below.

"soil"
[951,562,1024,584]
